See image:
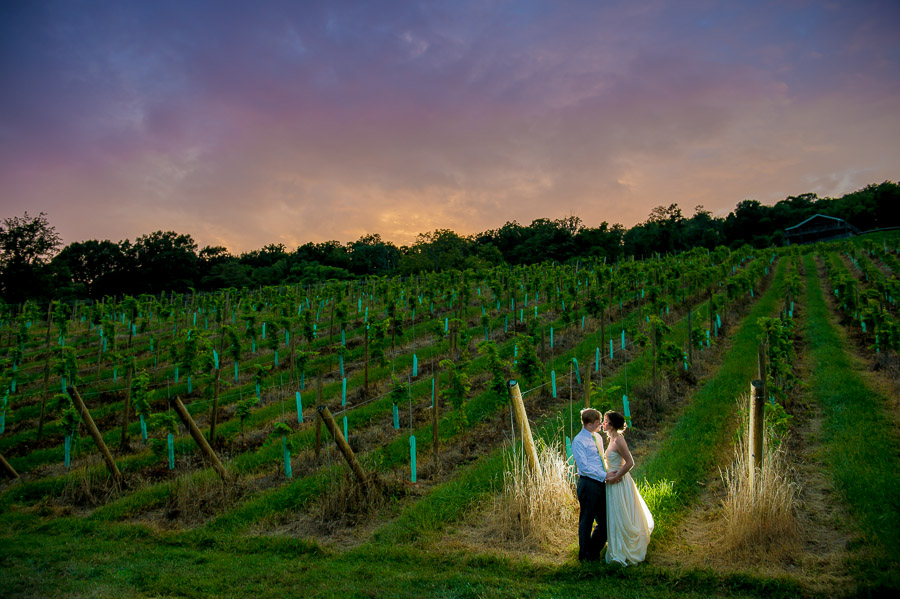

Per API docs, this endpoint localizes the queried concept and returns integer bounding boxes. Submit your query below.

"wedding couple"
[573,408,654,565]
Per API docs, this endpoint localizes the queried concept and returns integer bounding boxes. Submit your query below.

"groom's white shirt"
[573,427,608,483]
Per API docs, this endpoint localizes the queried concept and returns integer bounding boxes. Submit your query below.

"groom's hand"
[606,470,619,484]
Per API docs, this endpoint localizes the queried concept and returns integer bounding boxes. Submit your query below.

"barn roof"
[783,213,846,231]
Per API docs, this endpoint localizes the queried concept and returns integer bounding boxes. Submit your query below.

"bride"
[602,411,654,565]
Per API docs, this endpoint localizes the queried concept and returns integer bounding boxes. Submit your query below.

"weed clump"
[719,397,801,560]
[485,440,577,550]
[315,471,407,533]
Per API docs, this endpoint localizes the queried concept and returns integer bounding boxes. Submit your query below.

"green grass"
[0,510,802,599]
[632,257,789,532]
[1,251,823,598]
[802,252,900,593]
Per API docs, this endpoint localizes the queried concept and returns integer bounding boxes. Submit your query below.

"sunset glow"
[1,0,898,253]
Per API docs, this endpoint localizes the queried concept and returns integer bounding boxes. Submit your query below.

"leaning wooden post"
[0,453,19,479]
[507,380,541,476]
[172,396,231,483]
[69,385,123,485]
[749,379,765,485]
[317,405,368,485]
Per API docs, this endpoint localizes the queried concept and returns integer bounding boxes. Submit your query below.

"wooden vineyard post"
[507,380,541,476]
[432,371,440,462]
[363,326,369,399]
[583,361,591,408]
[208,365,222,444]
[0,453,19,479]
[687,309,693,371]
[758,342,769,409]
[68,386,123,485]
[38,354,50,440]
[314,376,323,458]
[172,396,231,483]
[749,379,765,485]
[119,364,133,450]
[317,406,369,486]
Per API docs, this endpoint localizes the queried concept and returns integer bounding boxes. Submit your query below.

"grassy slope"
[0,256,811,598]
[802,252,900,593]
[0,509,799,599]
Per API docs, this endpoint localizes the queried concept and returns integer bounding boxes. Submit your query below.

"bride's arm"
[616,438,635,477]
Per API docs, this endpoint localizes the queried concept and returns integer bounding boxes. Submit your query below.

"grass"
[483,440,577,550]
[718,418,801,560]
[2,252,822,598]
[0,509,803,599]
[633,258,790,531]
[802,252,900,592]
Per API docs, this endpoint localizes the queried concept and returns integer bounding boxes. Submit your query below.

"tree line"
[1,181,897,304]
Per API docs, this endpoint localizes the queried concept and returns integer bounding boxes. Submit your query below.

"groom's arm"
[572,435,607,481]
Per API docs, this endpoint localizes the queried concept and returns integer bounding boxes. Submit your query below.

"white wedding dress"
[605,449,654,565]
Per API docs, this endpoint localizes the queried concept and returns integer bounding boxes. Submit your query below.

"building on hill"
[783,214,862,246]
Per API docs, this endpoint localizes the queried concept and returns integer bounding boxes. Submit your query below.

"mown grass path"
[0,507,801,599]
[803,253,900,593]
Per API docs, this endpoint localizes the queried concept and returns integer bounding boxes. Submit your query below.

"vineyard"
[1,234,899,598]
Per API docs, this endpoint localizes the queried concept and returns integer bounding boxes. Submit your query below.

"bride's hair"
[604,411,627,434]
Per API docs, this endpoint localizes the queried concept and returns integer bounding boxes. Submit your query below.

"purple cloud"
[1,0,898,252]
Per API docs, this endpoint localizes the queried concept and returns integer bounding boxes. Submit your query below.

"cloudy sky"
[1,0,898,253]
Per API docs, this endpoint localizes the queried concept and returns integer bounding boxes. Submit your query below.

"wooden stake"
[687,308,693,369]
[119,364,133,450]
[68,385,123,485]
[758,341,769,409]
[749,379,765,485]
[172,396,230,483]
[583,361,591,408]
[363,326,369,399]
[432,372,440,461]
[317,406,368,485]
[507,380,541,476]
[37,354,50,440]
[0,453,19,479]
[209,366,221,444]
[314,376,323,457]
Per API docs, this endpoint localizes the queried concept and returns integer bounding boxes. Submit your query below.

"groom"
[572,408,617,562]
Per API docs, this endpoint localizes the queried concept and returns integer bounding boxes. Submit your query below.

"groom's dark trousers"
[577,475,606,561]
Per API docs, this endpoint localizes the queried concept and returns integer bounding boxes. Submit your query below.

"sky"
[1,0,899,254]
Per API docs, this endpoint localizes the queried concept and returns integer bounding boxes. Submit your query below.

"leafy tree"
[127,230,198,294]
[294,349,318,387]
[51,240,126,299]
[270,422,294,452]
[51,392,81,437]
[236,397,258,442]
[131,370,151,420]
[515,334,543,389]
[148,412,180,459]
[477,340,509,407]
[0,211,62,302]
[438,357,471,429]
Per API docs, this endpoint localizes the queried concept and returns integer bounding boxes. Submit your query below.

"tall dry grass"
[718,399,801,560]
[485,440,577,550]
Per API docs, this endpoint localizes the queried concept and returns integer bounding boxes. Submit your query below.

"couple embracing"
[572,408,654,565]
